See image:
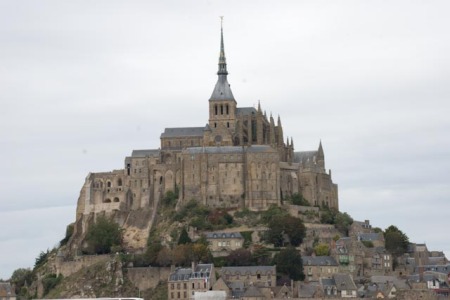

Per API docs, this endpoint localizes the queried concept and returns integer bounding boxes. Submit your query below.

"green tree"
[335,212,353,235]
[274,247,305,281]
[226,248,253,266]
[384,225,409,256]
[314,243,330,256]
[162,190,178,207]
[266,215,305,247]
[178,228,192,245]
[34,250,50,268]
[10,268,35,296]
[85,216,122,254]
[320,208,353,235]
[261,205,288,224]
[251,245,272,265]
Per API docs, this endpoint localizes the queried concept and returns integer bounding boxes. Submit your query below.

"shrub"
[288,193,311,206]
[314,243,330,256]
[42,274,63,295]
[362,240,374,248]
[34,250,50,269]
[85,216,122,254]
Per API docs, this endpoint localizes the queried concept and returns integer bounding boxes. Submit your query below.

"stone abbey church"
[69,25,338,252]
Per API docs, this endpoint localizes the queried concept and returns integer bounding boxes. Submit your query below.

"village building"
[167,263,215,300]
[302,256,339,282]
[204,231,244,256]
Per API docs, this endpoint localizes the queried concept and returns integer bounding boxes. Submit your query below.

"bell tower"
[208,17,237,145]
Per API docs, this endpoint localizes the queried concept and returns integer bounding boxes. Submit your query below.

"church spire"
[218,16,228,76]
[210,17,235,102]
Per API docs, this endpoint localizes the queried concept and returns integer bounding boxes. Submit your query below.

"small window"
[227,122,230,128]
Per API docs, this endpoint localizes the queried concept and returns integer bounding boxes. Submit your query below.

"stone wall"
[54,254,111,277]
[126,267,171,291]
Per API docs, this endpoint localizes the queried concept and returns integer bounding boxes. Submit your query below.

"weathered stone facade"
[66,24,339,255]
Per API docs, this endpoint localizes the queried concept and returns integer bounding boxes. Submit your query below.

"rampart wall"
[126,267,171,290]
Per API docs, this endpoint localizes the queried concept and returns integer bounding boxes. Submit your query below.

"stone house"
[219,266,276,288]
[168,263,215,300]
[302,256,339,282]
[362,247,392,276]
[320,273,357,298]
[205,231,244,256]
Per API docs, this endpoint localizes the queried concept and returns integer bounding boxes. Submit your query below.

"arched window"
[103,198,111,203]
[220,104,223,115]
[117,178,122,186]
[107,181,111,188]
[113,197,119,202]
[215,105,218,115]
[226,104,229,114]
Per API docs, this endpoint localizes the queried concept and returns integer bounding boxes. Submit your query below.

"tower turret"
[317,140,325,170]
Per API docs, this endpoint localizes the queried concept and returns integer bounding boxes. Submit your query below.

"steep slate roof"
[228,281,245,298]
[131,149,160,157]
[298,282,319,298]
[221,265,275,276]
[160,127,205,138]
[169,264,213,281]
[209,69,235,101]
[205,232,243,239]
[293,151,317,163]
[334,273,357,291]
[416,264,450,274]
[236,107,257,116]
[320,278,335,287]
[358,233,383,241]
[242,285,264,297]
[302,256,338,266]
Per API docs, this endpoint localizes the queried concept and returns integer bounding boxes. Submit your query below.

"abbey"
[70,24,338,252]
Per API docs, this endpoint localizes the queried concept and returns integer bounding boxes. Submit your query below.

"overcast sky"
[1,0,449,279]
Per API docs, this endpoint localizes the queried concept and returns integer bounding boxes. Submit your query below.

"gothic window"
[214,122,217,128]
[117,178,122,186]
[107,181,112,188]
[226,104,229,114]
[220,104,223,114]
[215,104,218,115]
